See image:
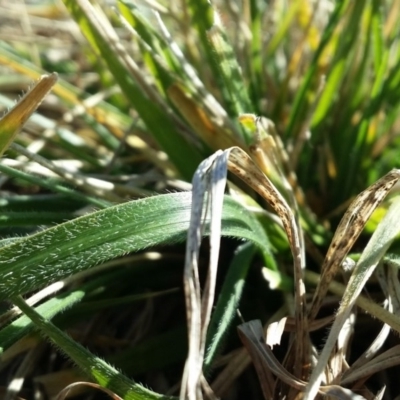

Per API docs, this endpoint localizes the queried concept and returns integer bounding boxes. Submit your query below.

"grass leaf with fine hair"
[12,295,175,400]
[0,192,269,302]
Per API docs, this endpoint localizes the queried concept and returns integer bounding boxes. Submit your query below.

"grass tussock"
[1,1,400,399]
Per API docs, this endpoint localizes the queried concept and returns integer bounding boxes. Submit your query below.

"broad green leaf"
[0,192,270,301]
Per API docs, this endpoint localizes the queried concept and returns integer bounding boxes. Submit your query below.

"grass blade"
[12,295,174,400]
[309,169,400,320]
[204,242,256,373]
[0,73,57,157]
[0,192,269,301]
[62,0,203,180]
[305,192,400,399]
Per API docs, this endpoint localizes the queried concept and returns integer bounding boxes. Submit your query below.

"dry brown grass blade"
[227,146,309,378]
[383,259,400,314]
[167,84,243,151]
[237,321,366,400]
[210,308,289,397]
[0,72,57,157]
[238,321,299,399]
[305,183,400,399]
[306,269,400,333]
[182,144,307,398]
[341,345,400,386]
[181,150,228,400]
[237,321,307,394]
[210,346,251,397]
[324,310,356,387]
[308,169,400,321]
[248,115,308,210]
[55,381,122,400]
[265,317,287,348]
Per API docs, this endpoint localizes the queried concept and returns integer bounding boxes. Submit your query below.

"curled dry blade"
[182,143,307,398]
[227,146,308,378]
[308,169,400,321]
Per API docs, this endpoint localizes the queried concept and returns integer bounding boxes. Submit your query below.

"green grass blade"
[62,0,203,180]
[0,163,110,209]
[334,27,391,202]
[203,242,255,372]
[0,192,270,301]
[117,1,182,91]
[371,0,384,75]
[311,2,366,129]
[246,0,265,113]
[284,0,348,139]
[0,211,76,227]
[12,295,174,400]
[0,289,86,354]
[265,2,301,57]
[0,194,86,213]
[187,0,227,99]
[206,12,253,121]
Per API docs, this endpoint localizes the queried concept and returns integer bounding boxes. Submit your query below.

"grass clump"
[1,1,400,399]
